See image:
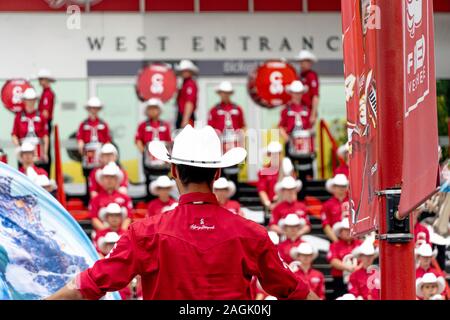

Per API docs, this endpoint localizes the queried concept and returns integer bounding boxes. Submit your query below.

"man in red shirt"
[93,203,126,255]
[269,176,310,236]
[18,142,49,177]
[47,125,318,300]
[296,50,319,126]
[147,175,178,217]
[257,141,283,212]
[12,88,49,169]
[290,242,326,300]
[175,60,198,129]
[213,177,243,217]
[321,174,350,242]
[415,243,443,278]
[135,98,172,199]
[277,214,305,264]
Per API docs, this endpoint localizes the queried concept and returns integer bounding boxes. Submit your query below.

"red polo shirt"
[176,78,197,115]
[279,103,312,133]
[257,166,279,202]
[278,237,304,264]
[207,103,245,133]
[270,200,310,227]
[321,196,350,228]
[295,268,326,300]
[89,190,133,221]
[416,266,444,279]
[88,166,129,195]
[38,87,55,120]
[300,69,319,108]
[327,239,362,277]
[76,118,111,144]
[348,267,380,300]
[147,198,178,217]
[12,111,48,140]
[77,192,310,300]
[135,119,171,145]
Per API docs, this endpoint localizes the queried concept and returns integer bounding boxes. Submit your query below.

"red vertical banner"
[54,125,67,208]
[399,0,439,217]
[341,0,379,236]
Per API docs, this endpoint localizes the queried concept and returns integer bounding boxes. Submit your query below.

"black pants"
[175,111,196,129]
[329,276,347,300]
[82,167,93,206]
[41,120,53,175]
[143,158,170,200]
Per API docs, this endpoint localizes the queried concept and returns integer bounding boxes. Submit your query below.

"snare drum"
[82,142,102,169]
[288,129,314,158]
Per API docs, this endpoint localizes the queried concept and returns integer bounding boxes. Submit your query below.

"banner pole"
[376,0,415,300]
[54,125,67,208]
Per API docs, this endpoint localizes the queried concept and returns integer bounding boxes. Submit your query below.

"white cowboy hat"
[287,80,305,93]
[213,177,236,197]
[86,96,103,108]
[22,88,38,100]
[215,81,234,93]
[266,141,283,154]
[325,178,335,193]
[33,175,57,191]
[37,69,55,81]
[296,50,318,62]
[148,125,247,168]
[98,231,121,249]
[149,175,176,196]
[98,203,128,222]
[290,242,319,260]
[333,174,349,187]
[95,162,124,185]
[176,60,199,73]
[19,142,35,153]
[268,231,280,245]
[100,143,118,155]
[415,273,446,298]
[275,176,303,193]
[279,213,306,228]
[415,243,437,258]
[337,142,350,157]
[333,218,350,237]
[145,98,163,109]
[352,241,378,258]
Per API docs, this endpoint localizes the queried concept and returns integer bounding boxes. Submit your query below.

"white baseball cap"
[146,98,163,109]
[215,81,234,93]
[296,50,318,62]
[287,80,305,93]
[100,143,118,155]
[275,176,303,193]
[266,141,283,154]
[213,177,236,197]
[176,60,199,73]
[149,175,176,196]
[37,69,55,81]
[86,96,103,108]
[22,88,38,100]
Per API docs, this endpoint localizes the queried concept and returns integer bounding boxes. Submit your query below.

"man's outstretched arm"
[46,278,84,300]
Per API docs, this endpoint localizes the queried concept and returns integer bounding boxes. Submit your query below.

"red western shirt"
[321,196,350,228]
[88,166,129,195]
[77,192,310,300]
[176,78,198,115]
[270,200,310,227]
[147,198,178,217]
[207,103,245,133]
[295,268,326,300]
[38,87,55,120]
[93,228,125,254]
[279,103,312,133]
[76,118,111,144]
[11,111,48,140]
[89,190,133,221]
[220,200,243,217]
[278,237,304,264]
[257,166,279,202]
[300,69,319,108]
[416,266,444,279]
[348,267,380,300]
[19,165,48,177]
[135,119,171,145]
[334,164,350,177]
[414,222,431,245]
[327,239,362,277]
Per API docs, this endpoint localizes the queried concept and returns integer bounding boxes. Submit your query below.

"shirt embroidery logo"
[190,217,215,231]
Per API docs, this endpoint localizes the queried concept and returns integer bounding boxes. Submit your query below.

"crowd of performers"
[7,51,449,300]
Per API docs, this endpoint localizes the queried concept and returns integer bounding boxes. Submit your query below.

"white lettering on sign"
[269,71,284,95]
[407,35,425,74]
[344,74,356,102]
[150,73,164,94]
[406,0,423,38]
[12,86,23,104]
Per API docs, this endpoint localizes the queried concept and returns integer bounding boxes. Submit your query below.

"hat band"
[168,154,221,165]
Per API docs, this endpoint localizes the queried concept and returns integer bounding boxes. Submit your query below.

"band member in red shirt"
[12,88,49,169]
[415,243,443,278]
[92,203,126,255]
[135,98,172,199]
[327,218,362,299]
[416,273,446,300]
[147,175,178,217]
[321,174,350,242]
[348,242,380,300]
[37,69,56,174]
[277,214,305,264]
[296,50,319,126]
[48,125,318,300]
[213,177,243,217]
[290,242,326,300]
[269,176,310,236]
[175,60,198,129]
[18,142,49,177]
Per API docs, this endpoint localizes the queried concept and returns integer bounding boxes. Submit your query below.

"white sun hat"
[37,69,55,81]
[215,81,234,93]
[20,142,35,153]
[95,162,124,185]
[280,213,305,228]
[86,96,103,108]
[148,125,247,168]
[100,143,118,155]
[266,141,283,154]
[98,202,127,222]
[98,231,121,249]
[415,243,436,258]
[296,50,318,62]
[275,176,303,193]
[213,177,236,197]
[146,98,164,109]
[333,174,349,187]
[149,175,176,196]
[22,88,38,100]
[415,273,446,298]
[290,242,319,260]
[287,80,306,93]
[337,142,350,157]
[333,218,351,237]
[176,59,199,73]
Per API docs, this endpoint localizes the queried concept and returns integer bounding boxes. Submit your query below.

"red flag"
[54,125,67,208]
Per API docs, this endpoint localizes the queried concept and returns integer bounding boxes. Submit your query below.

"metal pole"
[376,0,415,300]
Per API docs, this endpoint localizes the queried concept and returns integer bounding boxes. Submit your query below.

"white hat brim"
[149,179,176,196]
[416,276,446,298]
[95,168,124,185]
[99,207,127,222]
[148,140,247,168]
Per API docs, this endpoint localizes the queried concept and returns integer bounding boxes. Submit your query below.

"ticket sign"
[247,60,297,108]
[135,64,177,103]
[1,79,32,113]
[399,0,439,216]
